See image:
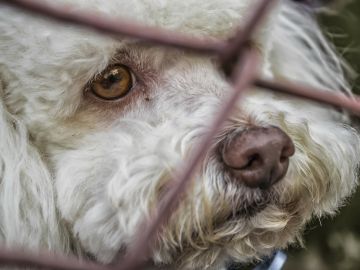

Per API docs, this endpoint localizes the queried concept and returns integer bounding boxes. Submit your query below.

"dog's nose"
[221,126,295,189]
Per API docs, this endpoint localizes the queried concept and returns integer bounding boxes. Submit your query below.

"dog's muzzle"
[221,126,295,189]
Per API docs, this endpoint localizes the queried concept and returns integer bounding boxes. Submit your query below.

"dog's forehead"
[49,0,263,37]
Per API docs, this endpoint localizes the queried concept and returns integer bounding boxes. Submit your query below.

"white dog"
[0,0,359,269]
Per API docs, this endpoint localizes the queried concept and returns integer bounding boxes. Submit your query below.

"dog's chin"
[233,196,272,220]
[225,189,276,221]
[230,200,269,219]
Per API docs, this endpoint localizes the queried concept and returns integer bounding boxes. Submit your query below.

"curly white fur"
[0,0,359,269]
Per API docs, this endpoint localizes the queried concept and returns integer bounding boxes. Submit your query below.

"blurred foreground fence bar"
[0,0,360,269]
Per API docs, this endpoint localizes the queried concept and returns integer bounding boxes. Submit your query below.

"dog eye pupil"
[104,74,121,86]
[91,65,133,100]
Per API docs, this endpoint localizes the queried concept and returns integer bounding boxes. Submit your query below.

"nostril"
[240,154,261,170]
[279,155,288,164]
[221,126,295,189]
[280,148,291,163]
[280,139,296,163]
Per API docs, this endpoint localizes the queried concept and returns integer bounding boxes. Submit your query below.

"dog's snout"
[221,127,295,189]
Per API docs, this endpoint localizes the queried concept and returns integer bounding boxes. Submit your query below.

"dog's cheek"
[50,137,124,262]
[50,125,186,262]
[305,122,360,216]
[281,118,360,217]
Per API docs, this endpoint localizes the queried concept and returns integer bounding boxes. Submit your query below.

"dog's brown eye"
[91,65,133,100]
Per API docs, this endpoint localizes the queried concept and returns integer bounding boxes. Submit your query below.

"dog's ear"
[0,72,68,251]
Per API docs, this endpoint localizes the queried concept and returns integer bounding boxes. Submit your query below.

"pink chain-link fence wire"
[0,0,360,269]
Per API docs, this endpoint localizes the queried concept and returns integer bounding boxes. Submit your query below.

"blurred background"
[285,1,360,269]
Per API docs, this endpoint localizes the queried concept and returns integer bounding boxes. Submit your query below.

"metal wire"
[0,0,360,269]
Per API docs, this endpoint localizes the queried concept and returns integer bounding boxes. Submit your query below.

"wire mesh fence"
[0,0,360,269]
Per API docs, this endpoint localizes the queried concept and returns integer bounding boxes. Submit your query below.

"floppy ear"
[0,73,69,251]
